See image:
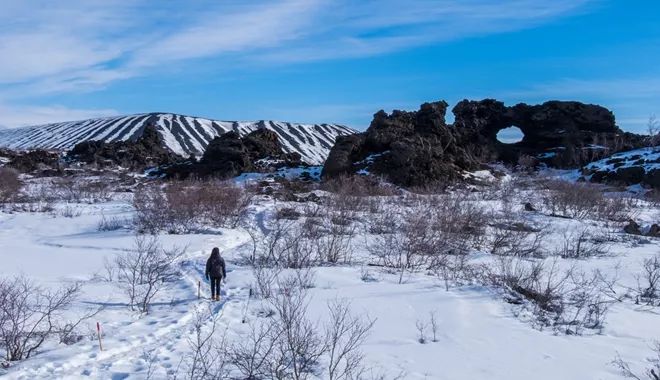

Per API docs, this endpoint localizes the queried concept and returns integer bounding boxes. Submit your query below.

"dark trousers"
[210,277,222,297]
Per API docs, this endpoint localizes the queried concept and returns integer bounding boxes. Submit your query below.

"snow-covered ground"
[1,175,659,379]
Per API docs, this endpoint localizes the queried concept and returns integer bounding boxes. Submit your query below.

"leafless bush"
[180,306,229,380]
[360,266,377,283]
[487,202,548,257]
[252,265,281,299]
[97,213,126,232]
[247,218,317,269]
[50,177,112,204]
[367,206,441,283]
[229,319,280,379]
[59,204,83,218]
[324,299,375,380]
[429,311,439,343]
[133,180,252,234]
[0,276,81,361]
[198,180,253,228]
[267,286,326,379]
[541,180,633,221]
[322,175,400,198]
[636,255,660,306]
[415,319,427,344]
[613,341,660,380]
[431,192,488,253]
[312,205,357,265]
[0,167,21,203]
[488,257,613,334]
[542,180,606,219]
[133,184,169,234]
[555,227,610,259]
[114,235,185,313]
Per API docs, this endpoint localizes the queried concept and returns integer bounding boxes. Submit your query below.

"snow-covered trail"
[2,211,254,380]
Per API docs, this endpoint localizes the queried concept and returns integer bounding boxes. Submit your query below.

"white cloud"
[0,0,595,125]
[0,103,119,129]
[0,0,593,98]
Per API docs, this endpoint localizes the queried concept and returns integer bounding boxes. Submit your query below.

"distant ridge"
[0,113,356,165]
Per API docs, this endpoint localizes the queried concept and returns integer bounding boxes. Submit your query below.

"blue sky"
[0,1,658,132]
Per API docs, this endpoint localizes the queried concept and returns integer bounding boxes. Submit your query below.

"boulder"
[8,149,62,173]
[165,128,302,179]
[69,124,181,170]
[623,220,643,235]
[648,224,660,237]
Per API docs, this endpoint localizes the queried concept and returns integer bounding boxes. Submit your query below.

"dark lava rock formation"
[323,99,648,187]
[6,149,62,173]
[68,124,182,170]
[581,148,660,188]
[165,129,302,179]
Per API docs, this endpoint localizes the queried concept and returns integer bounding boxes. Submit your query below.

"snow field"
[0,177,659,379]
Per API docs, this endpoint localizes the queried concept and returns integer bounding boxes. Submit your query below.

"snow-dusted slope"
[0,113,356,165]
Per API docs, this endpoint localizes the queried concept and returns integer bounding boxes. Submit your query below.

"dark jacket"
[206,253,226,279]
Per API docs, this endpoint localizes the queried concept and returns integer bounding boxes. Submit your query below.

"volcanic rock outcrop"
[165,128,303,179]
[322,99,648,187]
[69,124,182,170]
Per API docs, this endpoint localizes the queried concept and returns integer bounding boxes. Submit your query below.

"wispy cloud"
[0,0,593,127]
[0,103,118,129]
[2,0,592,97]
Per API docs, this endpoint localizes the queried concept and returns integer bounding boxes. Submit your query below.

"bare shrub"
[133,180,252,234]
[488,257,613,334]
[555,227,610,259]
[324,299,375,380]
[313,205,357,265]
[59,204,83,218]
[50,177,112,204]
[541,180,633,221]
[97,213,126,232]
[229,319,280,379]
[0,167,21,203]
[252,265,281,299]
[542,180,605,219]
[267,286,326,379]
[114,235,185,313]
[322,175,400,198]
[431,192,488,253]
[181,306,229,380]
[429,311,439,343]
[133,184,169,234]
[637,255,660,306]
[487,201,548,258]
[248,218,317,269]
[198,180,253,228]
[415,319,427,344]
[613,341,660,380]
[367,206,441,283]
[0,276,81,361]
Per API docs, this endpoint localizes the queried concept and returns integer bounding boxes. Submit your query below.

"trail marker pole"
[198,280,201,299]
[96,322,103,351]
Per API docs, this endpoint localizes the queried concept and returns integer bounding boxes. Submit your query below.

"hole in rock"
[496,126,524,144]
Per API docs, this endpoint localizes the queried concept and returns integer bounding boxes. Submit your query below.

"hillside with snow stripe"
[0,113,357,165]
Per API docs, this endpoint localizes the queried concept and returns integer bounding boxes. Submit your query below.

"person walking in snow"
[205,247,226,301]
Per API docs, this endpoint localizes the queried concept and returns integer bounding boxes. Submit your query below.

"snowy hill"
[0,113,356,165]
